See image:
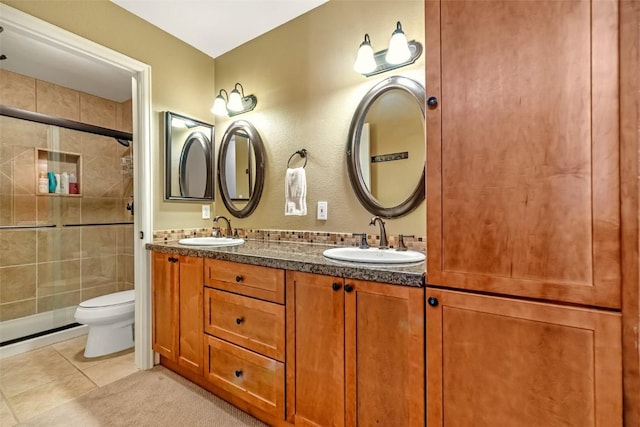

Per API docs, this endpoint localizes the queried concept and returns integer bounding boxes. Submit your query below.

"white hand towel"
[285,167,307,216]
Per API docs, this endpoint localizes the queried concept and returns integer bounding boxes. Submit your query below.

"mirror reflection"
[165,111,215,201]
[360,89,424,207]
[347,75,425,218]
[224,130,256,201]
[218,120,266,218]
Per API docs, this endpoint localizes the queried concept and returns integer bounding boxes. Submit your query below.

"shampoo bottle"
[60,172,69,195]
[69,172,78,194]
[54,173,61,194]
[38,173,48,193]
[47,171,56,193]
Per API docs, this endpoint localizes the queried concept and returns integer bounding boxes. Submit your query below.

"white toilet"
[74,290,135,358]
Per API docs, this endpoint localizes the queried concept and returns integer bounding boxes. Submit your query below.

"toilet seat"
[80,290,134,308]
[74,289,136,358]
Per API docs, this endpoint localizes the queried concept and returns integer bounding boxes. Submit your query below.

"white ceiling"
[0,0,327,102]
[111,0,328,59]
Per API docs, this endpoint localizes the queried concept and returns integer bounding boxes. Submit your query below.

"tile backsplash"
[153,227,426,253]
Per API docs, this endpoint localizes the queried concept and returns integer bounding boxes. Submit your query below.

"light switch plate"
[317,201,328,220]
[201,205,211,219]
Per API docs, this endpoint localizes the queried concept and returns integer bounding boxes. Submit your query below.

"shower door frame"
[1,4,154,370]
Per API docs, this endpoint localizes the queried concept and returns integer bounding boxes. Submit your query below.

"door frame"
[1,4,154,370]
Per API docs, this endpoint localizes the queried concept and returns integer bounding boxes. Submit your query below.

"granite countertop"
[146,239,425,287]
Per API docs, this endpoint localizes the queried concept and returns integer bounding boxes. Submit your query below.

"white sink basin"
[178,237,245,247]
[323,247,425,264]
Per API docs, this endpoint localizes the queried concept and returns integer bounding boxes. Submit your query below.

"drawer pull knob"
[168,256,178,263]
[235,370,243,378]
[344,284,354,293]
[236,317,244,325]
[428,296,439,307]
[235,275,243,283]
[332,283,342,291]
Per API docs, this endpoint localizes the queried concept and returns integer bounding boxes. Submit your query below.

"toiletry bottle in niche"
[60,172,69,195]
[38,172,48,193]
[69,172,78,194]
[54,173,61,194]
[47,171,56,193]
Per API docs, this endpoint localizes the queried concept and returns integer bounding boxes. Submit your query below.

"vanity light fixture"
[211,89,229,116]
[353,34,377,74]
[353,21,422,77]
[212,83,258,117]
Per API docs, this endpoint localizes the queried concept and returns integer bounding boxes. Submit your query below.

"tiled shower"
[0,69,134,344]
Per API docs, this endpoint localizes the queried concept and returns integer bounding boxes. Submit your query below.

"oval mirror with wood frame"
[218,120,266,218]
[347,75,425,218]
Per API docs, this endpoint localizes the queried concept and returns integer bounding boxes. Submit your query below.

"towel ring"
[287,149,308,168]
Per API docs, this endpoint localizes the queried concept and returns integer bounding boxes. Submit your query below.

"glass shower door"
[0,115,134,345]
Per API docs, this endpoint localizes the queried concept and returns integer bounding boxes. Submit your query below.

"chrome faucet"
[369,216,389,249]
[213,215,232,237]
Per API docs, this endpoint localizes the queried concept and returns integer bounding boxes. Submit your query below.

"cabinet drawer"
[204,259,285,303]
[205,335,284,418]
[204,288,285,361]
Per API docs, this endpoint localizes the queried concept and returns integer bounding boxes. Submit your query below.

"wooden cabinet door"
[344,279,424,427]
[177,255,203,374]
[151,251,179,361]
[425,0,621,308]
[286,271,345,427]
[426,288,622,426]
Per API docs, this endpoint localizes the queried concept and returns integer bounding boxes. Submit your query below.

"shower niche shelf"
[36,149,82,196]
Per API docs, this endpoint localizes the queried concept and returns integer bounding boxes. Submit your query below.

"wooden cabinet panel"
[345,279,424,427]
[178,255,203,374]
[204,335,284,418]
[151,251,179,361]
[426,288,622,426]
[205,259,285,303]
[204,288,285,361]
[286,271,345,427]
[425,0,621,308]
[287,271,425,427]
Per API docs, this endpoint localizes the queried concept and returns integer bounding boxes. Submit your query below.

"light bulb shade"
[385,22,411,64]
[353,34,377,74]
[211,95,228,116]
[227,89,243,112]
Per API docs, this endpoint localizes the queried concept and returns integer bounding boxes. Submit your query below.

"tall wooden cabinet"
[151,252,204,375]
[425,0,624,425]
[286,271,424,427]
[426,0,620,308]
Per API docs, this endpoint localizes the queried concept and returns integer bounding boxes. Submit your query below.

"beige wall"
[3,0,425,237]
[214,0,425,236]
[2,0,217,230]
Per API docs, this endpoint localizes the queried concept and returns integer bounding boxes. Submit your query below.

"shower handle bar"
[0,224,57,230]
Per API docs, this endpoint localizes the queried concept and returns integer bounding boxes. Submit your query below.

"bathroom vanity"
[147,240,425,426]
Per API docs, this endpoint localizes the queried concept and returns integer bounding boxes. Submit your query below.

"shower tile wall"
[0,69,134,323]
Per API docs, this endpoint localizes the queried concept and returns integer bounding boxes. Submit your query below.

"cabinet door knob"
[344,284,354,293]
[235,370,243,378]
[235,275,243,283]
[428,296,439,307]
[236,317,244,325]
[332,283,342,291]
[427,96,438,109]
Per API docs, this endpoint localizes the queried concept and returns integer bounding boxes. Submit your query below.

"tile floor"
[0,335,138,425]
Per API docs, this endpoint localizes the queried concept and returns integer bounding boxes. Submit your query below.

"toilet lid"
[79,290,135,308]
